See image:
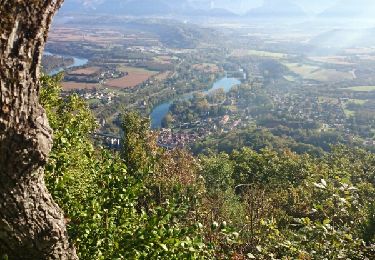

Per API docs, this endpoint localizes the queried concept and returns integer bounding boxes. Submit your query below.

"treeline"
[40,75,374,259]
[41,54,74,74]
[191,125,369,156]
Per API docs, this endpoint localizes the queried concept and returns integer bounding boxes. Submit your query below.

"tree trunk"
[0,1,77,259]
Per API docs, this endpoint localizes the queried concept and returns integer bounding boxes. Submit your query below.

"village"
[44,17,374,154]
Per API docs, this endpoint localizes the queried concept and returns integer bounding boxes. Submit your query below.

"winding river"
[150,77,241,129]
[43,52,240,130]
[44,51,88,75]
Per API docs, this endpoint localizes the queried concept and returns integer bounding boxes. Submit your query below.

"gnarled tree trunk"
[0,0,77,259]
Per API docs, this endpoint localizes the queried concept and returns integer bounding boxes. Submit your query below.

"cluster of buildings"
[269,94,347,129]
[157,115,243,148]
[65,68,125,84]
[157,129,202,149]
[80,89,118,104]
[267,91,374,147]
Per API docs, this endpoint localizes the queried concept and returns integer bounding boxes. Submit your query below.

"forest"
[0,1,374,259]
[34,74,375,259]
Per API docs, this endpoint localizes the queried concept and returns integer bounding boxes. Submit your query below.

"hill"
[319,0,375,18]
[245,0,307,18]
[59,0,236,17]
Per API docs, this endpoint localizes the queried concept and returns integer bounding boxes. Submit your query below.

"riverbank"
[150,77,241,129]
[43,51,88,75]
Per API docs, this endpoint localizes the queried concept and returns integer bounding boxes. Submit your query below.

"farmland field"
[105,66,157,88]
[231,49,286,59]
[285,63,355,82]
[342,99,367,117]
[154,71,172,81]
[308,56,354,65]
[345,86,375,92]
[283,75,297,82]
[192,63,220,73]
[62,81,99,90]
[70,66,101,75]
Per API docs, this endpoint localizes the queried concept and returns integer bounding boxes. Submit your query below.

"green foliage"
[192,126,324,156]
[121,111,155,175]
[363,202,375,244]
[41,73,97,213]
[200,152,234,193]
[199,145,375,259]
[41,75,214,259]
[41,74,374,259]
[252,179,369,259]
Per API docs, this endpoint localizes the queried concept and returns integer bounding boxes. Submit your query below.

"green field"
[283,75,297,82]
[342,99,367,117]
[345,86,375,92]
[348,99,367,105]
[232,49,286,59]
[284,63,354,82]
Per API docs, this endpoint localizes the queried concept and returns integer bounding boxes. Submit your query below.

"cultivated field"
[283,75,297,82]
[48,26,159,47]
[231,49,286,59]
[154,56,174,64]
[154,71,172,81]
[345,86,375,92]
[62,81,99,90]
[70,66,101,75]
[285,63,355,82]
[308,56,354,65]
[192,63,220,73]
[105,66,157,88]
[342,99,367,117]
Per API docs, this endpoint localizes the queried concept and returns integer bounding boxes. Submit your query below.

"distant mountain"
[59,0,88,13]
[98,0,172,15]
[59,0,237,17]
[60,0,175,15]
[245,0,307,18]
[190,0,261,14]
[319,0,375,18]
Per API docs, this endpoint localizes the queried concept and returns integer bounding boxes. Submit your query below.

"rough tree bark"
[0,0,77,259]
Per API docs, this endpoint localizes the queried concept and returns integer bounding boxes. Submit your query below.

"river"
[150,77,241,129]
[44,51,88,75]
[42,52,240,130]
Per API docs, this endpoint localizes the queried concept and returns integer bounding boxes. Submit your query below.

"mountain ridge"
[319,0,375,18]
[59,0,236,17]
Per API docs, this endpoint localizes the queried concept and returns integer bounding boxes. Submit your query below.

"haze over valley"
[44,0,375,154]
[2,0,374,259]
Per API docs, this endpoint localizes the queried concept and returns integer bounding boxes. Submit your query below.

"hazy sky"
[210,0,340,14]
[297,0,340,13]
[77,0,341,14]
[189,0,342,14]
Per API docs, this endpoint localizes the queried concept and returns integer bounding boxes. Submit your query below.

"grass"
[70,66,101,75]
[348,99,367,105]
[117,65,155,74]
[105,65,157,89]
[283,75,297,82]
[318,96,339,104]
[62,81,99,90]
[308,56,353,65]
[343,109,355,117]
[284,63,354,82]
[344,86,375,92]
[231,49,286,59]
[154,71,172,81]
[342,99,367,118]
